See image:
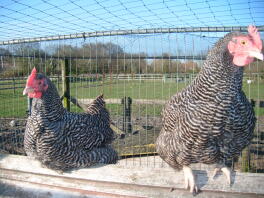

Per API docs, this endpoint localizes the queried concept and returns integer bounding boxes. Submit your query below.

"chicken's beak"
[249,50,264,61]
[23,87,34,95]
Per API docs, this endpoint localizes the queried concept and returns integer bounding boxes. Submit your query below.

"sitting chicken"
[156,25,263,193]
[23,68,118,171]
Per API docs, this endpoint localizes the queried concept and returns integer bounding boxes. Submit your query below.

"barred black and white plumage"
[23,71,118,171]
[156,25,263,193]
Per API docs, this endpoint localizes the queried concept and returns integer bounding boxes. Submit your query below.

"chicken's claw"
[213,166,232,186]
[183,166,199,194]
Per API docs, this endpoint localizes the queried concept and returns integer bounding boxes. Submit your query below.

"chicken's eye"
[241,40,246,45]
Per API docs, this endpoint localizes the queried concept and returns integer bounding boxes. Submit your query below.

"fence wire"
[0,29,264,172]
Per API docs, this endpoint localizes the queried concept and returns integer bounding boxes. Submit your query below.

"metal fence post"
[122,97,132,133]
[61,58,70,111]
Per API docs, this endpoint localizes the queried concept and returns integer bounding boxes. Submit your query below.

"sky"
[0,0,263,55]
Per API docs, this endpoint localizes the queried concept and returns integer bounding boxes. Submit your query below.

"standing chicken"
[156,25,263,193]
[23,68,118,171]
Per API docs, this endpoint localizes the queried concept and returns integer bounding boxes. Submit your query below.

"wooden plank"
[110,124,125,136]
[0,177,141,198]
[0,154,264,198]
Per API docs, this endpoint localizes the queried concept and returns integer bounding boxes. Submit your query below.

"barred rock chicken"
[23,68,118,171]
[156,25,263,193]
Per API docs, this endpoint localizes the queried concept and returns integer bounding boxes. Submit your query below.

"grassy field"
[1,78,264,118]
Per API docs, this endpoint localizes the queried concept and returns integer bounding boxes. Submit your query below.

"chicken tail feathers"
[85,94,106,114]
[95,93,105,106]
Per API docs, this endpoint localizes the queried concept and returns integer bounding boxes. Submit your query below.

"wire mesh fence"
[0,0,264,41]
[0,28,264,172]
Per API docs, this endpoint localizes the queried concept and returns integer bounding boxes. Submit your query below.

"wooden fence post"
[61,58,70,111]
[241,146,251,172]
[122,97,132,133]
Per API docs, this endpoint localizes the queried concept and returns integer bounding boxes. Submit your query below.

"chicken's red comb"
[248,25,262,50]
[26,67,37,86]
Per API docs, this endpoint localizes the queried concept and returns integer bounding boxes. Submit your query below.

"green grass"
[1,78,264,118]
[0,78,28,118]
[69,79,187,100]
